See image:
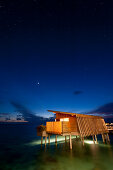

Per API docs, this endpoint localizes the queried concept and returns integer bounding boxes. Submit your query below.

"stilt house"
[37,110,110,149]
[46,110,108,138]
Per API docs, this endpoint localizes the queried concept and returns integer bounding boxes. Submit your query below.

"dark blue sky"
[0,0,113,117]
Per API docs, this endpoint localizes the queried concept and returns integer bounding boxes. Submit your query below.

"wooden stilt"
[107,133,110,143]
[104,134,107,142]
[92,135,95,144]
[102,134,103,142]
[103,134,105,143]
[45,136,47,146]
[102,134,105,143]
[55,135,57,143]
[106,133,110,143]
[95,135,98,143]
[69,135,72,149]
[82,137,84,146]
[80,135,82,141]
[48,135,50,144]
[65,136,67,142]
[41,136,43,145]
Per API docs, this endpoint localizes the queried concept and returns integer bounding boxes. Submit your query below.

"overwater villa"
[37,110,110,149]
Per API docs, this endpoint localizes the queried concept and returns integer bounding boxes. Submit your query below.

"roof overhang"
[47,110,103,119]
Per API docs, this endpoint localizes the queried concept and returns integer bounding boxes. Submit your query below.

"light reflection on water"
[0,125,113,170]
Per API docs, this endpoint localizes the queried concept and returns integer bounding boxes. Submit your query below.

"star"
[37,82,40,85]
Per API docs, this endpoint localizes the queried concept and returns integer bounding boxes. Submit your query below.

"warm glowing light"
[60,118,69,122]
[84,140,98,144]
[28,136,77,146]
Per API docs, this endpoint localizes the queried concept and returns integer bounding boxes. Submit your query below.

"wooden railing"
[46,121,70,134]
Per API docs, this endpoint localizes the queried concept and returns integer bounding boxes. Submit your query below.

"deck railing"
[46,121,70,134]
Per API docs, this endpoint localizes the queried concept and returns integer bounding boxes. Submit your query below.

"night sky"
[0,0,113,118]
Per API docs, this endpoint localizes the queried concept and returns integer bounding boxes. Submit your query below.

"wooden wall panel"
[62,122,70,133]
[56,113,72,119]
[46,121,62,134]
[69,117,79,132]
[77,117,108,137]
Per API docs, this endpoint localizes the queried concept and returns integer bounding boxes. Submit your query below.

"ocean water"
[0,124,113,170]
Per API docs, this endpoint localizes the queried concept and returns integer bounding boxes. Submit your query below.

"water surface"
[0,124,113,170]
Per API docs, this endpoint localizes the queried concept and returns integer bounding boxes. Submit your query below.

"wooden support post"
[95,135,98,143]
[102,134,105,143]
[48,135,50,144]
[45,136,47,146]
[41,136,43,145]
[65,136,67,142]
[92,135,95,144]
[55,135,57,143]
[82,137,84,146]
[106,133,110,143]
[107,133,110,143]
[80,135,82,141]
[104,134,107,142]
[69,135,72,149]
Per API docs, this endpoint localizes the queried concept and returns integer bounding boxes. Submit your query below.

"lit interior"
[60,118,69,122]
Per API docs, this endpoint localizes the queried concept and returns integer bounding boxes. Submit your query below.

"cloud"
[88,102,113,118]
[0,113,9,115]
[11,101,38,118]
[10,101,48,124]
[74,91,83,95]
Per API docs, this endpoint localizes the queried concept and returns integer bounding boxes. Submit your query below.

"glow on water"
[28,135,77,146]
[84,140,98,144]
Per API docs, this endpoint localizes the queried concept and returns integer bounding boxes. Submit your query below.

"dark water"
[0,124,113,170]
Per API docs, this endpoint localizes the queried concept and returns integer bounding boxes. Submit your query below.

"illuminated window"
[60,118,69,122]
